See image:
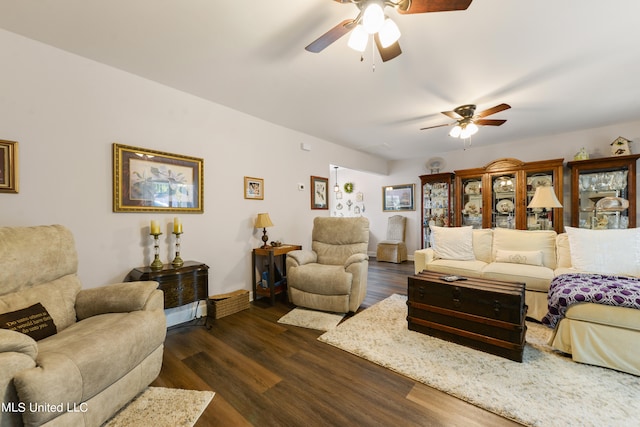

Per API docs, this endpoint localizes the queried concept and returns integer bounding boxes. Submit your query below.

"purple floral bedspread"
[542,273,640,328]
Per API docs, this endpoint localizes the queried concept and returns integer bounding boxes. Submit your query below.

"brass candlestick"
[150,232,164,270]
[172,232,184,267]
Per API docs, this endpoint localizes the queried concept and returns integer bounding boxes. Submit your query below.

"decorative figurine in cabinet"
[420,173,455,248]
[567,154,640,229]
[455,158,564,233]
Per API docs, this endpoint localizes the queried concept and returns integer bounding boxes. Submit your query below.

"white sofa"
[414,226,640,376]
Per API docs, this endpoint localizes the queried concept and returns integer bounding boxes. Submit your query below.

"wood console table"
[252,245,301,305]
[125,261,209,309]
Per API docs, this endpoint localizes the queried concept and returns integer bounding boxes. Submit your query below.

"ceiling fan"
[420,103,511,139]
[305,0,473,62]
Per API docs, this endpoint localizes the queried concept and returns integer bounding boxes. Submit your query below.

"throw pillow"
[565,226,640,277]
[431,226,475,261]
[495,249,543,266]
[0,302,58,341]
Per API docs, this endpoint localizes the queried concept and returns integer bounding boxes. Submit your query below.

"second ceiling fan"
[305,0,473,62]
[421,103,511,139]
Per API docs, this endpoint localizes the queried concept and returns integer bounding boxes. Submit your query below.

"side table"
[252,244,301,305]
[125,261,209,309]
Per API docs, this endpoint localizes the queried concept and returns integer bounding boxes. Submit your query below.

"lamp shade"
[378,18,401,48]
[348,24,368,52]
[255,212,274,228]
[527,186,562,209]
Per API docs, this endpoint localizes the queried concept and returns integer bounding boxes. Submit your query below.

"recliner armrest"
[286,250,317,267]
[344,253,368,269]
[75,281,161,320]
[0,329,38,360]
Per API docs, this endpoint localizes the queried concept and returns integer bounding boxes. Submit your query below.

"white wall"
[0,29,388,325]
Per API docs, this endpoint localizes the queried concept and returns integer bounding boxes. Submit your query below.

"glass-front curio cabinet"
[420,173,455,248]
[567,154,640,229]
[455,158,564,233]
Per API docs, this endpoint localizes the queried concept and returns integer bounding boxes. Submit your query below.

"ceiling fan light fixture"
[379,18,401,48]
[362,2,385,34]
[449,125,462,138]
[466,122,479,136]
[347,24,369,52]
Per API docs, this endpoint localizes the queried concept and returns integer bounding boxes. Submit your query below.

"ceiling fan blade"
[475,119,507,126]
[305,20,355,53]
[420,123,452,130]
[441,110,462,120]
[476,103,511,118]
[374,33,402,62]
[398,0,473,14]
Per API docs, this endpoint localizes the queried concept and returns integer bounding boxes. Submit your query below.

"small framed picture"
[244,176,264,200]
[383,184,415,211]
[310,176,328,210]
[0,140,18,193]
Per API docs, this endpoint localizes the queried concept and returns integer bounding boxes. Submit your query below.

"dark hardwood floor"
[152,260,522,427]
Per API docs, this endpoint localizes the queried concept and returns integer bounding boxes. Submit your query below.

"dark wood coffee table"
[407,271,527,362]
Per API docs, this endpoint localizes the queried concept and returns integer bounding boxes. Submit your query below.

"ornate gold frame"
[112,143,204,213]
[0,140,18,193]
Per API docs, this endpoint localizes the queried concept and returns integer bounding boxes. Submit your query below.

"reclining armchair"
[286,217,370,313]
[0,225,166,427]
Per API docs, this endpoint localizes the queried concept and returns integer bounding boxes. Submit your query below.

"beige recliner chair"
[376,215,408,263]
[0,225,166,427]
[286,217,370,313]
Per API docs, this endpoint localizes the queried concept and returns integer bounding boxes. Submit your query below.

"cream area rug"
[278,307,345,331]
[103,387,214,427]
[319,294,640,427]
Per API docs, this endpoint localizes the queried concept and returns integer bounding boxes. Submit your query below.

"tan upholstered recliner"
[376,215,407,263]
[286,217,369,313]
[0,225,166,427]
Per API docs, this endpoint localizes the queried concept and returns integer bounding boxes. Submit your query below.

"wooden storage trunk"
[407,271,527,362]
[207,290,250,319]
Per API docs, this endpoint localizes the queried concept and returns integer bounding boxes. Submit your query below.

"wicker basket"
[207,290,250,319]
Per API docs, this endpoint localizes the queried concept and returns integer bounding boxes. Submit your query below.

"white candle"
[173,217,182,233]
[150,220,160,234]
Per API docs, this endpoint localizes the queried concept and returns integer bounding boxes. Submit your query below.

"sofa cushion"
[482,263,554,293]
[0,303,57,341]
[432,226,475,261]
[0,275,81,333]
[13,309,166,425]
[492,228,557,269]
[495,249,543,266]
[472,228,494,263]
[556,233,572,269]
[565,226,640,277]
[425,259,487,278]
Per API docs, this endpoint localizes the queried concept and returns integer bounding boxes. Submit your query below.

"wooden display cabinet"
[454,158,564,233]
[419,173,455,248]
[567,154,640,229]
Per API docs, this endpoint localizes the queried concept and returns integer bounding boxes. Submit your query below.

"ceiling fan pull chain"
[371,37,376,72]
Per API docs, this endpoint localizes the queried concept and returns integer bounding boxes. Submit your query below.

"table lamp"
[255,213,274,248]
[527,185,562,230]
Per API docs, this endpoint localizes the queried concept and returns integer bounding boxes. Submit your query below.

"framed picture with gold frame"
[112,143,204,213]
[382,183,415,211]
[310,176,328,210]
[0,140,18,193]
[244,176,264,200]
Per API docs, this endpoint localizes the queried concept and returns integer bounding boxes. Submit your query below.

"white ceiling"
[1,0,640,160]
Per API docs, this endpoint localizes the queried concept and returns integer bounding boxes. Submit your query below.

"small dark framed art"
[310,176,328,210]
[382,183,415,211]
[0,140,18,193]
